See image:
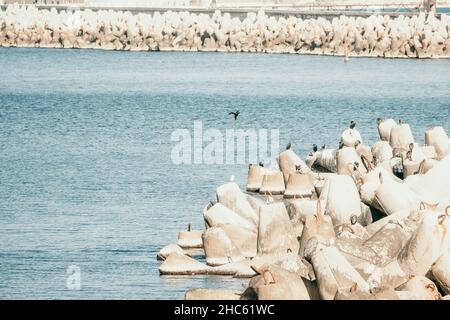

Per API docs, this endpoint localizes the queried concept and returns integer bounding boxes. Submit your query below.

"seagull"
[228,110,240,120]
[349,120,356,129]
[312,144,318,152]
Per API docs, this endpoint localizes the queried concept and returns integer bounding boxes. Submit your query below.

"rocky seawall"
[158,120,450,300]
[1,4,449,58]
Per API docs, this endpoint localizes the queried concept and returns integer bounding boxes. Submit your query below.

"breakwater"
[1,4,450,58]
[157,118,450,300]
[159,119,450,300]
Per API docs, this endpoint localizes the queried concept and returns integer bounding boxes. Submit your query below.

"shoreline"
[2,45,450,59]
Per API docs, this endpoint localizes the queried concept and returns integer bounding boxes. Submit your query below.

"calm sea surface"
[0,47,449,299]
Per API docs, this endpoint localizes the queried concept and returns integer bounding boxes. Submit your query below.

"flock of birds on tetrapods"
[227,109,378,169]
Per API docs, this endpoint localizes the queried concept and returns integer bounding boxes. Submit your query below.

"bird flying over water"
[229,110,240,120]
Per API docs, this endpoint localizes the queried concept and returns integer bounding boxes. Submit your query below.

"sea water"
[0,47,449,299]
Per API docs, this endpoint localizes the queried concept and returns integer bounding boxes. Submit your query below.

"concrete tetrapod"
[283,173,315,199]
[246,164,266,192]
[277,149,310,184]
[377,118,397,142]
[398,209,450,276]
[334,288,400,300]
[320,174,362,226]
[425,126,450,160]
[259,170,285,195]
[389,122,415,152]
[178,224,203,249]
[208,259,257,278]
[371,141,393,165]
[185,288,242,300]
[203,203,255,231]
[157,243,185,261]
[396,276,442,300]
[360,165,402,212]
[217,182,258,226]
[202,226,245,266]
[314,149,338,173]
[305,240,370,300]
[299,200,335,258]
[159,252,210,275]
[367,209,450,289]
[409,155,450,205]
[257,202,299,256]
[419,145,437,159]
[373,174,422,215]
[431,253,450,295]
[341,128,363,148]
[336,146,366,176]
[242,265,310,300]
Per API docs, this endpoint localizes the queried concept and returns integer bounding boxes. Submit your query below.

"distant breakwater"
[1,4,449,58]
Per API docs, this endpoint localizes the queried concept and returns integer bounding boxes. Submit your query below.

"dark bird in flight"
[258,161,265,167]
[286,142,292,150]
[312,144,318,152]
[229,110,240,120]
[349,120,356,129]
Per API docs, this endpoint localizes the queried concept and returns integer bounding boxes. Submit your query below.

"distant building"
[1,0,85,4]
[85,0,191,7]
[1,0,446,11]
